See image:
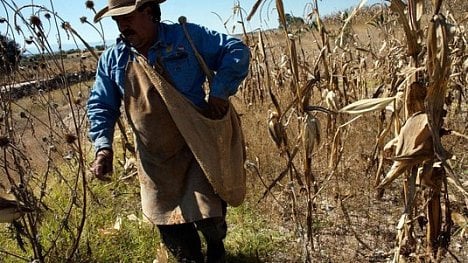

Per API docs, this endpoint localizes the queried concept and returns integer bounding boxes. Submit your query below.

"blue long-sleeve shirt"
[87,22,250,152]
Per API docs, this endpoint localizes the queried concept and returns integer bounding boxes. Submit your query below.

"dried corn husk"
[268,110,286,149]
[302,113,321,158]
[416,161,439,189]
[339,96,396,115]
[377,112,433,189]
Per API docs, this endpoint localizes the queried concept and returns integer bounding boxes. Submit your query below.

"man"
[87,0,250,262]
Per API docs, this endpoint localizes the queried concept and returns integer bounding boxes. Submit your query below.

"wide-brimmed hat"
[94,0,166,23]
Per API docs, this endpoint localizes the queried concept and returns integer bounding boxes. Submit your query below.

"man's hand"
[91,149,113,181]
[208,96,229,119]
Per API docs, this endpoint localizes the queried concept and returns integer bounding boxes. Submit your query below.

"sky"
[1,0,384,51]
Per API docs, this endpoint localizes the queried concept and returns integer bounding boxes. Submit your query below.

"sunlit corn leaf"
[323,89,338,110]
[415,0,424,22]
[339,96,396,115]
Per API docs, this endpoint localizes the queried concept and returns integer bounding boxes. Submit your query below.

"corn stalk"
[377,0,465,261]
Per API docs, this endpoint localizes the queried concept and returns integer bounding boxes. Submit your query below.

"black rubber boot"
[158,223,204,263]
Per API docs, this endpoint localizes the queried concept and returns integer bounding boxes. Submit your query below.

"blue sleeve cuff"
[94,136,113,154]
[210,83,229,100]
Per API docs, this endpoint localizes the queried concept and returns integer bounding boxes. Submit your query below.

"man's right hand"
[91,149,113,181]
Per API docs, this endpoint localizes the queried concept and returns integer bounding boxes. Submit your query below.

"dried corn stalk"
[382,0,466,260]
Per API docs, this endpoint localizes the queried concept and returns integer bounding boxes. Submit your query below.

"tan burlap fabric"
[134,55,246,207]
[124,61,224,224]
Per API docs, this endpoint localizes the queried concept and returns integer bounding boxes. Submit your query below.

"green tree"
[279,13,305,29]
[0,34,21,74]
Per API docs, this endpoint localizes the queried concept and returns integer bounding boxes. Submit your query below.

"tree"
[279,13,305,30]
[0,34,21,74]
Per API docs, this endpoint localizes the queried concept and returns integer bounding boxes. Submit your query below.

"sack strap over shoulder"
[178,16,214,86]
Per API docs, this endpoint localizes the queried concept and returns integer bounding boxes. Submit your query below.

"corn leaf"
[339,97,396,115]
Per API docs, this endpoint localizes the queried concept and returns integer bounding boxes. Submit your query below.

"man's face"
[113,7,156,53]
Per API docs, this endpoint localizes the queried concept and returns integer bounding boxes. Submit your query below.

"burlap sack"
[135,55,246,206]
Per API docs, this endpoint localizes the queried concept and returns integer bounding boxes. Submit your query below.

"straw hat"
[94,0,166,22]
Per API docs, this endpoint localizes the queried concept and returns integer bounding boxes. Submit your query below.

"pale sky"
[1,0,384,51]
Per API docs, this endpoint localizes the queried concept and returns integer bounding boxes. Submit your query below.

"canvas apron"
[133,55,246,205]
[124,59,223,225]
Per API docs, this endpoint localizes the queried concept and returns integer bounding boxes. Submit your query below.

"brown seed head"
[0,136,10,147]
[65,133,77,144]
[61,22,71,30]
[85,1,95,9]
[29,15,42,28]
[73,97,82,105]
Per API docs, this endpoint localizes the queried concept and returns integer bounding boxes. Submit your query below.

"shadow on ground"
[226,252,264,263]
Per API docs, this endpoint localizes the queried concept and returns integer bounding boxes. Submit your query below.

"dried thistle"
[61,22,71,30]
[14,25,21,34]
[85,1,95,10]
[0,136,10,147]
[73,97,82,105]
[44,13,51,20]
[65,133,77,144]
[80,16,88,24]
[0,17,6,23]
[29,15,42,28]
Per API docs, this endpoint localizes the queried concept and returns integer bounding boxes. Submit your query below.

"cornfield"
[0,0,466,262]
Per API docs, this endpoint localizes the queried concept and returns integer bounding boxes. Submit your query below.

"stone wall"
[0,70,95,100]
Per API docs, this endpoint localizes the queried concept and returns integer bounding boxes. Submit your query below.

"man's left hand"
[208,96,229,119]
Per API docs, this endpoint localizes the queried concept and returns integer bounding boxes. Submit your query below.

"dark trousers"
[157,216,227,263]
